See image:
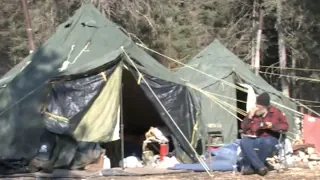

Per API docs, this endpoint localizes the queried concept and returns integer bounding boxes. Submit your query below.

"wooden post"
[21,0,36,54]
[277,0,290,97]
[300,106,304,114]
[254,9,264,75]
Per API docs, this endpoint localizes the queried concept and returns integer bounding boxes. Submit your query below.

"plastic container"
[159,143,169,161]
[103,155,111,169]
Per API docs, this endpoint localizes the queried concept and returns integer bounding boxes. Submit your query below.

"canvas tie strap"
[137,74,143,85]
[100,72,107,81]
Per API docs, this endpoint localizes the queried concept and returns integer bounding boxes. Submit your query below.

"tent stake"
[120,83,125,170]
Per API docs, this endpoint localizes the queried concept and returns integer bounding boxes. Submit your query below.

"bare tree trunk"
[291,51,297,98]
[50,0,58,33]
[21,0,36,54]
[291,52,296,80]
[251,0,257,69]
[277,0,290,97]
[254,9,264,76]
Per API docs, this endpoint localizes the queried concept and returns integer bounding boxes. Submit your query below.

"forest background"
[1,0,319,112]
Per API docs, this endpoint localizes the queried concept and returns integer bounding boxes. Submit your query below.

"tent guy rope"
[259,71,320,83]
[188,83,245,120]
[292,98,320,104]
[0,82,48,117]
[256,65,320,72]
[136,43,304,117]
[298,103,320,118]
[186,82,297,140]
[121,46,214,177]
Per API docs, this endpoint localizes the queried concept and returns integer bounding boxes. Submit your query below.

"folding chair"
[238,130,290,172]
[274,131,290,171]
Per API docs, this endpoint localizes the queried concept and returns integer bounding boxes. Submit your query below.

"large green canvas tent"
[0,58,31,87]
[175,39,299,145]
[0,3,200,169]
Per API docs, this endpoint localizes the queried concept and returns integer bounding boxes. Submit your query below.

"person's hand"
[248,107,258,119]
[265,122,272,129]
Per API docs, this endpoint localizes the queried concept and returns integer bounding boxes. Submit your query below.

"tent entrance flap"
[236,83,257,138]
[43,63,119,137]
[238,83,257,112]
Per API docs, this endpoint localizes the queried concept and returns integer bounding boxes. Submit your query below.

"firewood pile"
[267,138,320,169]
[291,139,320,168]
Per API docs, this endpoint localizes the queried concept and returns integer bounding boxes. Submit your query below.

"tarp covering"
[170,140,240,172]
[73,65,122,142]
[135,72,197,162]
[43,67,116,135]
[176,39,298,144]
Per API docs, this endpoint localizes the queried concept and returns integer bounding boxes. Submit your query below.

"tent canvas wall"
[175,39,299,146]
[0,4,200,169]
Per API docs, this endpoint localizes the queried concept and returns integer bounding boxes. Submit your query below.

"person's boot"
[28,157,54,173]
[264,161,275,171]
[241,166,255,175]
[256,166,268,176]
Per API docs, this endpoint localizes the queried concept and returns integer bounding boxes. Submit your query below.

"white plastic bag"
[120,156,143,168]
[155,156,180,169]
[103,155,111,169]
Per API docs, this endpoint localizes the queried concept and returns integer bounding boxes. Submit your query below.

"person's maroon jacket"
[241,106,289,137]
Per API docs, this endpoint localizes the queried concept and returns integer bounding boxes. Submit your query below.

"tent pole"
[120,83,125,170]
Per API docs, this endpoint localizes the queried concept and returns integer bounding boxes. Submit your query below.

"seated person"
[240,92,289,176]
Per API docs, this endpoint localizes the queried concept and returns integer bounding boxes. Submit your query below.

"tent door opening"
[236,87,247,138]
[236,83,257,138]
[103,68,175,167]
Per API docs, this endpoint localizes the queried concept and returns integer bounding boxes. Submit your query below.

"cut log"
[307,147,315,155]
[302,158,308,163]
[309,154,320,161]
[298,151,306,158]
[292,144,315,152]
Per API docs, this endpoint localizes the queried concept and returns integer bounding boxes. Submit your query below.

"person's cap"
[256,92,270,106]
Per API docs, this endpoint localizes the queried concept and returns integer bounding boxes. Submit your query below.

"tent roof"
[1,3,181,86]
[176,39,285,96]
[0,58,30,87]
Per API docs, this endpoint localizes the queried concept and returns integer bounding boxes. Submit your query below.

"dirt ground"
[6,167,320,180]
[94,168,320,180]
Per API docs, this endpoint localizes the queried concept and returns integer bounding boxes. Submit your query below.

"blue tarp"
[170,140,241,172]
